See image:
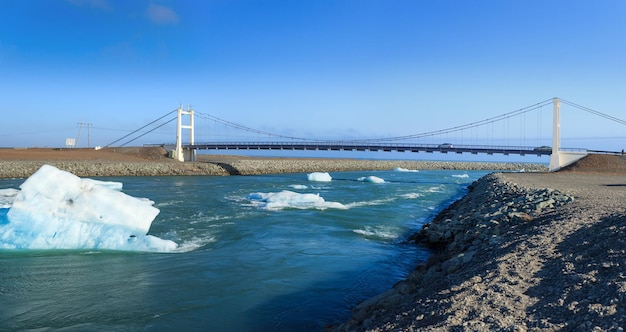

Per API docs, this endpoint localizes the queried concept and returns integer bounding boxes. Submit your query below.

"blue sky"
[1,0,625,155]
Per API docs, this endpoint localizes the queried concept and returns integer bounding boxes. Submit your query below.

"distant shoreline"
[0,159,547,179]
[0,147,548,178]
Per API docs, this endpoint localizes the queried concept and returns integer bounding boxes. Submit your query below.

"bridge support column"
[549,97,561,171]
[175,105,195,162]
[549,97,587,171]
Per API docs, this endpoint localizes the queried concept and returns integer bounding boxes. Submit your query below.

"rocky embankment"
[211,159,544,175]
[332,170,626,331]
[0,159,546,178]
[0,161,229,178]
[0,146,547,177]
[410,173,574,255]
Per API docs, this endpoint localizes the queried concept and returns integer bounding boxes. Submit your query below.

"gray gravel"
[0,159,547,178]
[331,172,626,331]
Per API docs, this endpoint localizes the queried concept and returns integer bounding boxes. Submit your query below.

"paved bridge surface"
[185,141,554,156]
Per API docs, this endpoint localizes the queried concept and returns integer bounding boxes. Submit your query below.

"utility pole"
[77,122,93,148]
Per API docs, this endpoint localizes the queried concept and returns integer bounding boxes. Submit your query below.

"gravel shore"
[331,170,626,331]
[0,159,546,178]
[0,147,547,178]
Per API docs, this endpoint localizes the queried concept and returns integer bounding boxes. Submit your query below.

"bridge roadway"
[184,142,554,156]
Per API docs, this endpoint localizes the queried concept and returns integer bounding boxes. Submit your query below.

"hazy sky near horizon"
[1,0,625,151]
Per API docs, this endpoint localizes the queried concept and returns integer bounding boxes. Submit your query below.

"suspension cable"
[195,112,313,141]
[197,99,555,143]
[118,116,178,147]
[106,110,177,147]
[560,99,626,126]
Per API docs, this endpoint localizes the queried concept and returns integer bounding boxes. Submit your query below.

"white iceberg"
[358,176,385,183]
[393,167,419,172]
[307,172,332,182]
[0,165,177,252]
[247,190,347,210]
[0,188,19,209]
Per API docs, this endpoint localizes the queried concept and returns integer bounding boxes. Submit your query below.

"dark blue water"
[0,169,489,331]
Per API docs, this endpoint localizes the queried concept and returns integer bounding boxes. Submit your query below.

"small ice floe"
[307,172,332,182]
[393,167,419,172]
[247,190,347,210]
[357,176,385,184]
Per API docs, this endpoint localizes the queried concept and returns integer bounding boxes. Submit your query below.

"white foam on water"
[357,176,385,183]
[451,174,470,178]
[307,172,332,182]
[401,192,423,199]
[247,190,347,210]
[172,236,216,253]
[353,226,400,240]
[426,185,444,193]
[345,197,396,208]
[0,165,177,252]
[154,200,185,208]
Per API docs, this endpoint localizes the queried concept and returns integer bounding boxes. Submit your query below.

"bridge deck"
[183,142,557,156]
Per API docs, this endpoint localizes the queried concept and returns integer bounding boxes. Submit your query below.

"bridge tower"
[175,105,195,162]
[549,97,587,171]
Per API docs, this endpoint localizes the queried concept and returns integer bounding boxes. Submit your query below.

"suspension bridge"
[105,97,626,172]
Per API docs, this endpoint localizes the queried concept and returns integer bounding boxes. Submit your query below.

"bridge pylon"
[175,105,195,162]
[549,97,587,171]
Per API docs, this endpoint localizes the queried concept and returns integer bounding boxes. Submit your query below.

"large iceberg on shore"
[0,165,177,252]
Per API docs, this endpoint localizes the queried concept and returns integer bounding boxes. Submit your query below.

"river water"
[0,169,490,331]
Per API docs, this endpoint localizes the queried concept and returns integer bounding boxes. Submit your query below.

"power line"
[77,122,93,148]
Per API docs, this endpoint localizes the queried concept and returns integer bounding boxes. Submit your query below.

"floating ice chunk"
[1,165,176,252]
[289,184,308,190]
[358,176,385,183]
[307,172,332,182]
[247,190,347,210]
[393,167,419,172]
[0,189,19,208]
[84,178,123,191]
[452,174,469,178]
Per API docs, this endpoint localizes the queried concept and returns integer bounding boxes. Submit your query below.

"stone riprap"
[331,172,626,331]
[410,173,574,255]
[0,161,229,178]
[0,159,547,178]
